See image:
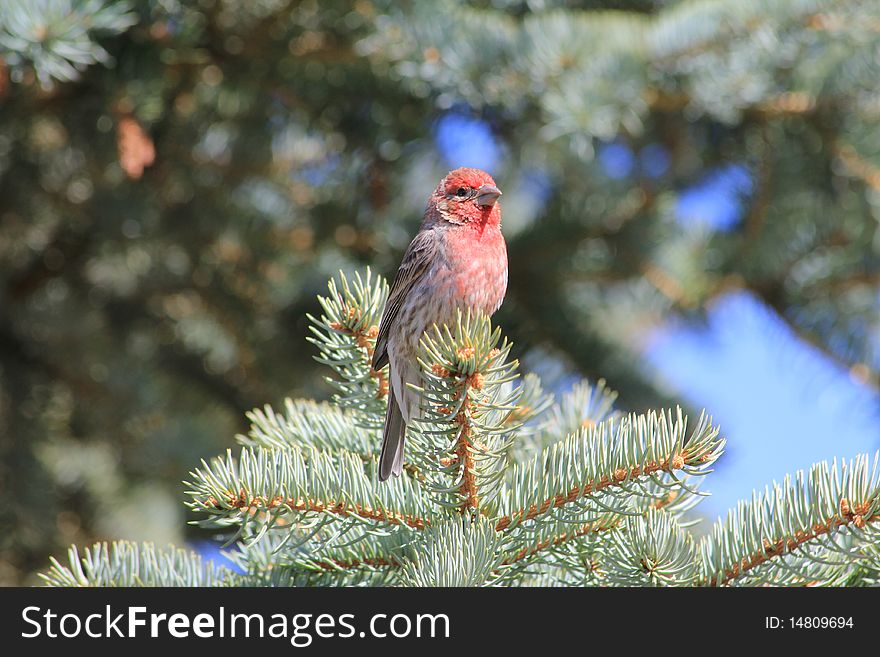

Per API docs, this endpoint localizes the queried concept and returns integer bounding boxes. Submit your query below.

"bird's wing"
[372,228,438,370]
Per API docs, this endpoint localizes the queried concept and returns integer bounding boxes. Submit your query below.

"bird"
[372,167,507,481]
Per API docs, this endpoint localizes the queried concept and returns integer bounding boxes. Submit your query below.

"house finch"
[372,167,507,481]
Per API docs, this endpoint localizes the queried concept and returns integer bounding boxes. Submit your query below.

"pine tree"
[2,0,877,584]
[41,271,880,587]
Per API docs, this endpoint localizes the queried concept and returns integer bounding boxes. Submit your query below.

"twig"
[204,492,428,530]
[495,453,690,531]
[708,505,879,586]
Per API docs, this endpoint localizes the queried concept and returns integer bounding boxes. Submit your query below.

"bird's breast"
[391,226,508,357]
[439,226,508,316]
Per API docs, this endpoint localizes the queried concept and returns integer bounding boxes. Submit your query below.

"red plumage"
[372,167,508,481]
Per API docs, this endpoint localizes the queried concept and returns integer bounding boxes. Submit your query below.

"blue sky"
[436,113,880,520]
[644,291,879,518]
[435,112,500,172]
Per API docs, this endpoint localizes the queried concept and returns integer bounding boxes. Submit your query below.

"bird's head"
[430,167,502,228]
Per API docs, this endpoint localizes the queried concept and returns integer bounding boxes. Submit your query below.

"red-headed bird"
[372,167,507,481]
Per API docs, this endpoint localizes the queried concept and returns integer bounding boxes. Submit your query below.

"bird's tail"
[378,386,406,481]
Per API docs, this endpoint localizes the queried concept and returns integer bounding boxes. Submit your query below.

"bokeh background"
[1,0,878,585]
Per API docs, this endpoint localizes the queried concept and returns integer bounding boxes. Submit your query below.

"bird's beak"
[476,184,502,207]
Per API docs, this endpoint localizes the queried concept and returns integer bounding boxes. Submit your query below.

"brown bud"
[466,373,485,390]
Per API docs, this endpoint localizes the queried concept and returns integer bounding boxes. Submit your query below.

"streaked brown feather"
[372,228,438,370]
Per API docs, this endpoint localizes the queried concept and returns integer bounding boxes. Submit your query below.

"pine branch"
[499,514,619,568]
[409,310,521,513]
[307,269,389,428]
[237,568,393,587]
[632,476,706,520]
[367,0,872,138]
[601,509,699,587]
[227,528,404,587]
[398,517,506,587]
[239,398,377,462]
[40,541,232,587]
[514,378,619,463]
[841,543,880,586]
[497,482,703,581]
[649,0,834,60]
[496,408,723,532]
[502,372,554,439]
[186,445,432,539]
[39,268,878,587]
[700,453,880,586]
[0,0,137,88]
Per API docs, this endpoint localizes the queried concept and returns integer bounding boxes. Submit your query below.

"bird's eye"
[455,187,469,198]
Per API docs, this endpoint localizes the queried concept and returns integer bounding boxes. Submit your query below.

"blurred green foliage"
[0,0,877,584]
